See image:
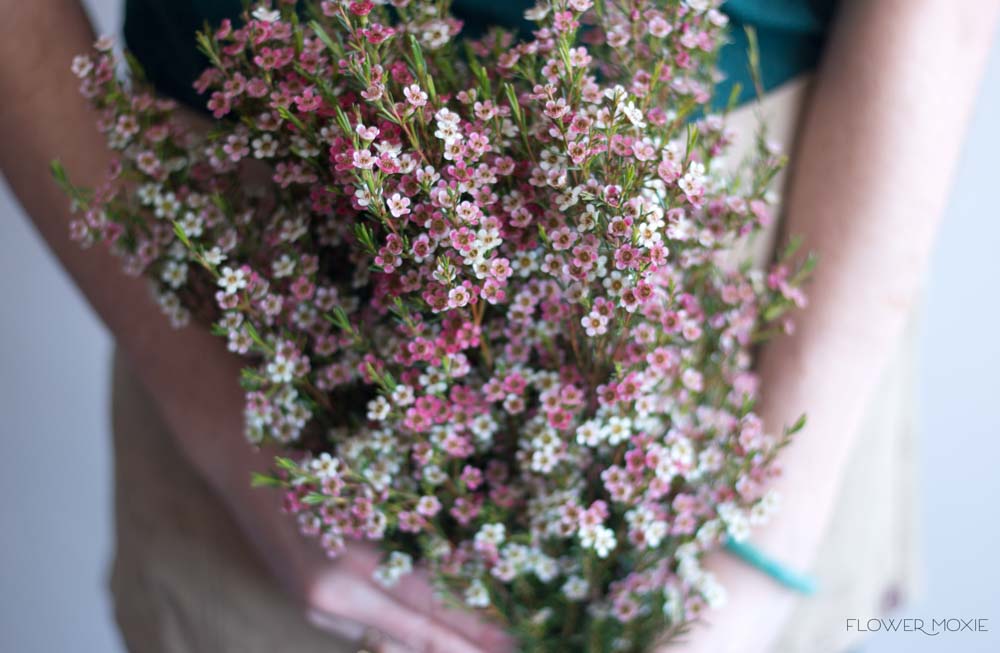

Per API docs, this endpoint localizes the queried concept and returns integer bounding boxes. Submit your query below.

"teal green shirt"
[124,0,837,112]
[718,0,836,106]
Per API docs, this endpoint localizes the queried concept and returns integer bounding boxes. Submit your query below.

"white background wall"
[1,2,998,651]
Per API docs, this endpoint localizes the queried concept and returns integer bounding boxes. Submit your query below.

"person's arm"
[674,1,1000,651]
[0,2,505,650]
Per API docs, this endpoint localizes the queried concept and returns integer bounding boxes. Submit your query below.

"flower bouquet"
[57,0,812,650]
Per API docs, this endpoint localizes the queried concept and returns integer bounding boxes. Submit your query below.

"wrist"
[670,549,799,653]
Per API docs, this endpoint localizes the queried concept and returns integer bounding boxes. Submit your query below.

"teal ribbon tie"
[723,536,819,595]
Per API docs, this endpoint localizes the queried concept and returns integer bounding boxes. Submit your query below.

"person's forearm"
[676,1,1000,651]
[757,0,999,570]
[0,0,274,545]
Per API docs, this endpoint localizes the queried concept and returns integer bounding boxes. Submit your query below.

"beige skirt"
[108,76,923,653]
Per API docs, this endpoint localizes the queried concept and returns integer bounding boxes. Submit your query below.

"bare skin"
[0,1,506,651]
[673,1,1000,651]
[1,0,997,652]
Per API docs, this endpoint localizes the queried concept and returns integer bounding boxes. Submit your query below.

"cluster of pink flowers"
[61,1,812,650]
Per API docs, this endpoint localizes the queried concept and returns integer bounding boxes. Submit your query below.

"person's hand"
[650,548,797,653]
[287,540,511,653]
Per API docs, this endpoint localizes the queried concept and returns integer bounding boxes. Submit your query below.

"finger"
[381,568,512,651]
[305,608,370,642]
[307,611,413,653]
[428,605,512,653]
[372,641,411,653]
[313,572,491,653]
[334,545,510,651]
